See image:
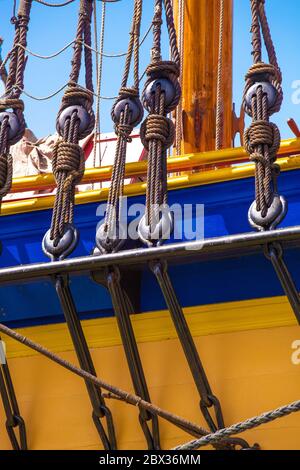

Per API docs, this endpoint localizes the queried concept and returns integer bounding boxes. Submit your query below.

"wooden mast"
[173,0,233,153]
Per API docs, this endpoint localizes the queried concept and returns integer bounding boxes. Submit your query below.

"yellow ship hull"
[1,296,300,450]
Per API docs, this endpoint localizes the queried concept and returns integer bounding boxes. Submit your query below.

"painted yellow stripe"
[3,154,300,217]
[3,295,297,359]
[10,137,300,193]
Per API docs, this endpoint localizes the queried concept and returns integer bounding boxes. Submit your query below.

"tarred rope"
[49,0,94,246]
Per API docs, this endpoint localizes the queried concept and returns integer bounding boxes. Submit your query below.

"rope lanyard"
[94,0,161,450]
[43,0,95,260]
[243,0,285,232]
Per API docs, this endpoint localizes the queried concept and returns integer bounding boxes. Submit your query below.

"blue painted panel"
[0,168,300,326]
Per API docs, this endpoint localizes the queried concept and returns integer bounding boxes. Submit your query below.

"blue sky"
[0,0,299,140]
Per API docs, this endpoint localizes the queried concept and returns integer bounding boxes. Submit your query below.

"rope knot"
[244,120,280,158]
[140,114,174,151]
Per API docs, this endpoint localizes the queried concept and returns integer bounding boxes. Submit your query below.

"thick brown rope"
[0,321,209,441]
[50,0,94,246]
[243,0,283,223]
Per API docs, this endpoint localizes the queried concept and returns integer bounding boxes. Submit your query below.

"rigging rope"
[0,38,8,85]
[44,0,95,252]
[243,0,285,231]
[174,0,184,155]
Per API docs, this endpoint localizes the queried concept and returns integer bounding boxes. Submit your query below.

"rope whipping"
[96,0,144,253]
[43,0,95,259]
[243,0,285,231]
[0,0,33,209]
[138,0,181,246]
